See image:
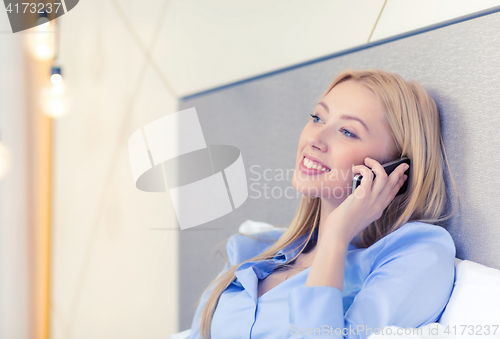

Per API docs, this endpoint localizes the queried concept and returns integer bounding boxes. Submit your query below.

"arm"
[287,224,455,339]
[301,157,409,292]
[287,157,454,338]
[287,232,348,339]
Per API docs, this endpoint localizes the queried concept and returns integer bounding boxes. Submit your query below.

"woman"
[188,69,458,339]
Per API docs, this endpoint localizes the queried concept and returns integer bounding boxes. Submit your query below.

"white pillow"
[438,258,500,335]
[238,219,286,235]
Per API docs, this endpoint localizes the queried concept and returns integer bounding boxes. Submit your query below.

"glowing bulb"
[40,81,69,119]
[51,66,62,85]
[0,142,11,180]
[51,74,62,85]
[37,45,49,56]
[38,17,50,29]
[51,101,63,117]
[25,15,56,60]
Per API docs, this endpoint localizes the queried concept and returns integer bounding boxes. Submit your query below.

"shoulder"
[381,221,455,251]
[372,221,456,269]
[350,222,457,326]
[226,228,286,266]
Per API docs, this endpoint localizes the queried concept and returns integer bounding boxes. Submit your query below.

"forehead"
[322,80,394,147]
[322,80,384,122]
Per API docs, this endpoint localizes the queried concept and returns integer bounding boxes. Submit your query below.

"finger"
[380,163,409,202]
[387,162,409,188]
[352,164,373,195]
[383,172,408,207]
[396,162,410,176]
[364,157,388,197]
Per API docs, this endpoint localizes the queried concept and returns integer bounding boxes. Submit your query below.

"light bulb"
[51,66,62,85]
[41,66,68,118]
[51,74,62,85]
[38,16,50,29]
[0,142,12,180]
[40,81,69,118]
[25,16,56,60]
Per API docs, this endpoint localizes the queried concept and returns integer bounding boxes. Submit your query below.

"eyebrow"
[318,101,370,133]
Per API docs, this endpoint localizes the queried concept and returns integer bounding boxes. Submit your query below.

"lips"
[299,156,331,175]
[301,153,331,171]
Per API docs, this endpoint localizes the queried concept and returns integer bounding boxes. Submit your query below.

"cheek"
[334,147,363,168]
[328,149,367,182]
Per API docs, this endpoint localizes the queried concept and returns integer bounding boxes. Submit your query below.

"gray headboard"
[177,10,500,329]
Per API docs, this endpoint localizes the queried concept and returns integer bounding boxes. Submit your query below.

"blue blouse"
[188,221,456,339]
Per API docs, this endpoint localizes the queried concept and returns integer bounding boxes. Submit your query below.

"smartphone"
[351,157,411,196]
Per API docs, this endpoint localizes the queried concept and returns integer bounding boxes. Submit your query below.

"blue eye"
[309,114,323,123]
[310,114,357,139]
[341,128,357,139]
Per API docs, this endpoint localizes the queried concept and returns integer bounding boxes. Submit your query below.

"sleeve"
[287,224,456,339]
[188,230,283,339]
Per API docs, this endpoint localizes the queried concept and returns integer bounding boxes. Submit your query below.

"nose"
[308,125,328,152]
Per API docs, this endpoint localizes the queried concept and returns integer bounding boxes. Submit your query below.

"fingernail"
[404,164,409,170]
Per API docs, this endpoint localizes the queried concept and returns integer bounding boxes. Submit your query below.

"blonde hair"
[194,69,459,339]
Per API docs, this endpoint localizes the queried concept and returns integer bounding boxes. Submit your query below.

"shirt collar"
[235,228,317,273]
[233,230,317,301]
[232,227,359,301]
[235,226,361,274]
[273,227,318,262]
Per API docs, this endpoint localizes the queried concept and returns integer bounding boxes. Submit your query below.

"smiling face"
[292,79,397,203]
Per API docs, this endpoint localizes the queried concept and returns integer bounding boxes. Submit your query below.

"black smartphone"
[351,157,411,196]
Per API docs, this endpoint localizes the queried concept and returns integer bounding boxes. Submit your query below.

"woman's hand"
[323,156,409,244]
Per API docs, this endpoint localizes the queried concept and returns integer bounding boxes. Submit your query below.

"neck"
[303,198,340,259]
[317,197,358,247]
[317,197,338,244]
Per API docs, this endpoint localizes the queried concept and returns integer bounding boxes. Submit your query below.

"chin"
[294,182,349,200]
[292,182,329,198]
[291,177,311,197]
[292,169,351,199]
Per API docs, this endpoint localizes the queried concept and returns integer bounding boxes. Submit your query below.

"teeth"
[303,157,331,172]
